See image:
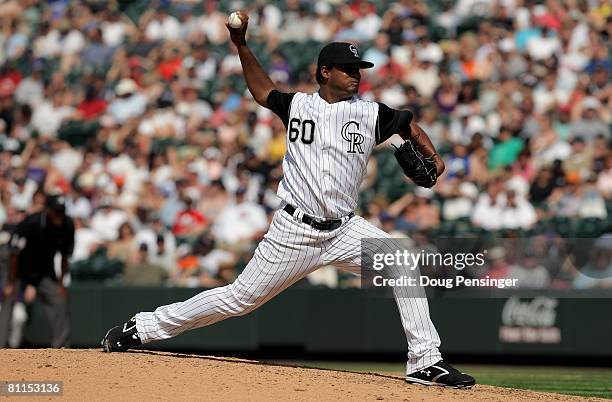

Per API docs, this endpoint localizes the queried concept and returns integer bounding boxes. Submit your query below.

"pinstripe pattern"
[135,209,441,373]
[325,216,441,373]
[277,92,377,220]
[133,91,442,375]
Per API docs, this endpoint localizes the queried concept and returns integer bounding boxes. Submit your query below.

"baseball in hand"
[228,12,243,29]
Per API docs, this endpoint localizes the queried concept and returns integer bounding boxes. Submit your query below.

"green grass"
[271,361,612,399]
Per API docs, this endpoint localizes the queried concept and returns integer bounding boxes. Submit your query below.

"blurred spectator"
[526,27,560,61]
[438,176,478,221]
[172,193,208,239]
[101,11,134,47]
[507,249,551,289]
[511,149,535,183]
[471,180,505,230]
[149,232,176,274]
[81,28,116,69]
[488,127,524,170]
[144,9,180,41]
[577,179,607,219]
[445,144,471,178]
[597,154,612,198]
[213,187,268,246]
[563,137,593,181]
[31,89,75,137]
[363,34,390,74]
[72,217,102,263]
[308,2,336,43]
[134,215,176,273]
[389,188,440,233]
[195,234,236,288]
[573,235,612,289]
[76,85,107,121]
[14,66,43,107]
[171,232,234,288]
[90,198,128,241]
[268,52,291,85]
[500,190,537,230]
[569,97,610,141]
[107,78,147,123]
[408,58,440,99]
[107,222,137,265]
[485,247,510,281]
[123,243,168,286]
[530,167,556,203]
[548,182,582,218]
[352,0,382,40]
[199,180,230,218]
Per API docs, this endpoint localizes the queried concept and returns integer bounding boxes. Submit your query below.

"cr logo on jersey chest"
[341,121,365,154]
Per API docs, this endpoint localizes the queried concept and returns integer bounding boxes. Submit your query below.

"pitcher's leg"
[135,212,324,343]
[327,216,441,373]
[392,289,442,373]
[136,252,313,342]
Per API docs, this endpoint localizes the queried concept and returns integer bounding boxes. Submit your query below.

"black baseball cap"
[317,42,374,70]
[45,194,67,214]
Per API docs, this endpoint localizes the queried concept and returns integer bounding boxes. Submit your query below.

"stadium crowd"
[0,0,610,292]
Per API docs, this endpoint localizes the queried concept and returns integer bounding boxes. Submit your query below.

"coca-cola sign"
[499,296,561,344]
[502,296,558,327]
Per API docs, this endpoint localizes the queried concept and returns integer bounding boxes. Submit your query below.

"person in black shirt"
[0,195,74,348]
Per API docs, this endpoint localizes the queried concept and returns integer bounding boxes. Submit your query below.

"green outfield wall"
[21,286,612,357]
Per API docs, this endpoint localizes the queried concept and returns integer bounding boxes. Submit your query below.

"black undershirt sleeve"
[375,102,414,145]
[266,90,296,128]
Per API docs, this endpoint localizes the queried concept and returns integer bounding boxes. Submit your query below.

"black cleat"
[406,360,476,389]
[101,317,142,352]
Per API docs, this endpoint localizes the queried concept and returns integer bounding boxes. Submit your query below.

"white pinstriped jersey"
[267,90,413,219]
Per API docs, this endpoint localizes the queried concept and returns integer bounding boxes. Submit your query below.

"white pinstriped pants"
[135,208,442,373]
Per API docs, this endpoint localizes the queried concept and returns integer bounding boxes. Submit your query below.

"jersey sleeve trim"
[375,102,414,145]
[266,90,296,128]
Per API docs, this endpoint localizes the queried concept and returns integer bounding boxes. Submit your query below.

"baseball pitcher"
[102,11,475,389]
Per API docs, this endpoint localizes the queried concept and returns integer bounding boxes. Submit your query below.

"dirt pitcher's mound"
[0,349,596,401]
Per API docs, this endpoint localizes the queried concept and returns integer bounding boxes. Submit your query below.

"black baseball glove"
[393,140,438,188]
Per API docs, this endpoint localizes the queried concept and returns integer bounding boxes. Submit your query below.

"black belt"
[283,204,354,231]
